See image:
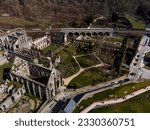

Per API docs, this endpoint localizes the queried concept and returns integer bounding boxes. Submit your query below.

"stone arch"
[80,32,85,36]
[85,32,91,36]
[16,45,19,49]
[68,32,73,36]
[11,96,15,102]
[92,32,97,36]
[98,32,103,36]
[74,32,80,36]
[104,32,110,36]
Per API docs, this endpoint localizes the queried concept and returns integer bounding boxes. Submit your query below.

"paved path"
[128,35,150,80]
[81,85,150,113]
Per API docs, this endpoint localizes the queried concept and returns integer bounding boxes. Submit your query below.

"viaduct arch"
[60,28,114,42]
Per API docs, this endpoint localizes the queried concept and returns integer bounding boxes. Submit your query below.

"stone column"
[26,80,31,94]
[32,82,36,97]
[46,88,50,100]
[64,33,68,43]
[38,85,42,100]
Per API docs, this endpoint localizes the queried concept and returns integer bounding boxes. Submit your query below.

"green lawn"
[8,80,22,88]
[65,46,76,55]
[43,44,61,53]
[68,67,113,89]
[24,93,41,101]
[105,37,123,43]
[74,80,150,112]
[57,45,77,60]
[56,55,79,78]
[76,54,101,68]
[126,16,145,29]
[57,49,69,60]
[90,90,150,113]
[0,62,13,83]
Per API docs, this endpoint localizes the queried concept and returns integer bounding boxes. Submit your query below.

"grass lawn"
[105,37,123,43]
[55,45,77,60]
[65,46,76,55]
[126,16,145,29]
[90,90,150,113]
[56,55,79,78]
[68,67,113,89]
[24,93,41,101]
[8,80,22,88]
[0,62,13,83]
[43,44,61,53]
[57,49,69,60]
[76,54,101,68]
[74,80,150,112]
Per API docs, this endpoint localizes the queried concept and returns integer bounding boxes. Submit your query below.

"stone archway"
[11,96,15,102]
[74,32,80,36]
[92,32,97,36]
[80,32,85,36]
[85,32,91,36]
[98,32,103,36]
[104,32,110,36]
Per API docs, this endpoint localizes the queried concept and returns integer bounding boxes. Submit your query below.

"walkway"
[81,85,150,113]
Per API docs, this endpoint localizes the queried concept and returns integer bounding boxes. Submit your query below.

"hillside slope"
[0,0,150,27]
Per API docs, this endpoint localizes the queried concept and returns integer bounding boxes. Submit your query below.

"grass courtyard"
[74,80,150,112]
[43,43,61,53]
[56,55,79,78]
[90,90,150,113]
[75,54,101,68]
[8,80,22,88]
[68,67,113,89]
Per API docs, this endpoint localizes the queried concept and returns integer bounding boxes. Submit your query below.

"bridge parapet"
[61,28,114,34]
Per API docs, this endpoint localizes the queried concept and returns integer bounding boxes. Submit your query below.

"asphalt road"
[129,35,150,80]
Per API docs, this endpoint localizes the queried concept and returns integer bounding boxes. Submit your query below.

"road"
[128,35,150,80]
